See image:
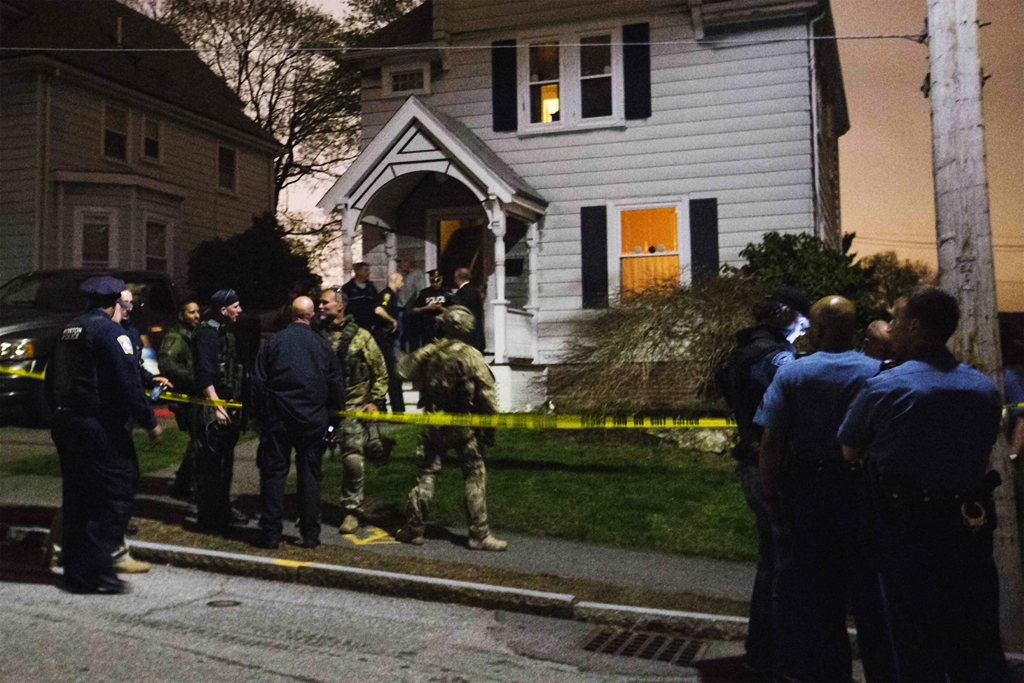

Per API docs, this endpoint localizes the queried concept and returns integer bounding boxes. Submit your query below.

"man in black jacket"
[715,286,809,679]
[451,268,485,352]
[252,297,345,549]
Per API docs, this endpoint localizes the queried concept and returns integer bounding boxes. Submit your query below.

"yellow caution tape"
[0,365,46,381]
[4,366,1023,428]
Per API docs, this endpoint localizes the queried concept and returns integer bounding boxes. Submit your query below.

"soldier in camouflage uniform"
[191,289,247,533]
[317,287,389,534]
[160,300,201,501]
[395,306,507,551]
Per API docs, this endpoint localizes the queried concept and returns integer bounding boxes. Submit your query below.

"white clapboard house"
[318,0,848,409]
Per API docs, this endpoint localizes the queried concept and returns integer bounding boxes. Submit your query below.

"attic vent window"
[392,69,425,93]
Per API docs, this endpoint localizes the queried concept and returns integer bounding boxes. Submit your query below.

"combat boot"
[339,514,360,534]
[113,553,151,574]
[395,525,425,546]
[468,534,507,552]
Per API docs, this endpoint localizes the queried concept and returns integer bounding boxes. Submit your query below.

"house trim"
[318,96,545,215]
[52,171,186,198]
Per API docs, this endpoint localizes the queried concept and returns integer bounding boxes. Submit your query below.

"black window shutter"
[689,198,719,278]
[581,206,608,309]
[492,40,518,132]
[623,23,651,120]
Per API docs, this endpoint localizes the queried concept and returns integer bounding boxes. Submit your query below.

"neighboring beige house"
[320,0,849,409]
[0,0,280,287]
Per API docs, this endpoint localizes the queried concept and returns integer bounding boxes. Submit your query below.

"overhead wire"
[0,32,928,54]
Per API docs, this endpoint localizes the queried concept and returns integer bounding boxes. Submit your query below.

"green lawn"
[321,425,758,562]
[0,427,194,477]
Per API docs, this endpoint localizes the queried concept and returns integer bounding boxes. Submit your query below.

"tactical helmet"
[438,305,475,340]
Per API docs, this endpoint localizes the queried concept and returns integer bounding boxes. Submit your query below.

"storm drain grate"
[583,629,706,667]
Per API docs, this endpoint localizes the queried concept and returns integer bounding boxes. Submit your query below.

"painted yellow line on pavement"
[342,526,399,546]
[273,559,313,568]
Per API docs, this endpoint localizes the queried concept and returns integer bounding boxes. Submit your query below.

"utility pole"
[927,0,1024,649]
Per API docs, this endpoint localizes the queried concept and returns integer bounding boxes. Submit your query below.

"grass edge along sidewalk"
[122,517,751,641]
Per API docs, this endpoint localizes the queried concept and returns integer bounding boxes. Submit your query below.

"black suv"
[0,269,177,425]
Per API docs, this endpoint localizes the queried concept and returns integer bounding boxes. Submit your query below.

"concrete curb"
[126,540,747,638]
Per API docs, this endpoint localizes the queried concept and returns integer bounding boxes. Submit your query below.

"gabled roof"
[0,0,277,146]
[361,0,433,49]
[318,96,545,215]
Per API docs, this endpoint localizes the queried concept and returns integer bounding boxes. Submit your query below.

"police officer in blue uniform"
[192,289,246,533]
[839,286,1009,682]
[755,296,891,682]
[715,286,809,679]
[251,297,345,549]
[45,277,162,594]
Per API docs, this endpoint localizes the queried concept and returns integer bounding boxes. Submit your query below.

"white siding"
[0,71,40,283]
[360,15,814,363]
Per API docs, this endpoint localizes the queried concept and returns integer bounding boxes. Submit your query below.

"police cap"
[427,269,442,282]
[80,276,125,306]
[80,276,125,297]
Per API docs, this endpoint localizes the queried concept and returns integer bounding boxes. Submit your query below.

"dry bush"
[549,276,766,412]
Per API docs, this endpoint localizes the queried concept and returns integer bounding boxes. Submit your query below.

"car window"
[0,273,88,312]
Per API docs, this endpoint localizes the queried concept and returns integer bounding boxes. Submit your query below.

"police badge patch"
[117,335,134,355]
[772,351,795,367]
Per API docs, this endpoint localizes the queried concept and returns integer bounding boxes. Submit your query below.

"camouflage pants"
[335,418,368,513]
[406,426,489,541]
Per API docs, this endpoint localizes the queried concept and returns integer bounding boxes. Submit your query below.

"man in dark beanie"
[714,284,809,678]
[45,277,161,593]
[191,289,247,533]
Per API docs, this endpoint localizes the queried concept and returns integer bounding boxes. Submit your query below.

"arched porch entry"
[318,97,547,364]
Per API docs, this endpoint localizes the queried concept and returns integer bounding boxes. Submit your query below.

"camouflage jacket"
[321,316,388,408]
[399,338,498,414]
[157,321,194,392]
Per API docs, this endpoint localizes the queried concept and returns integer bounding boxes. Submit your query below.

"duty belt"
[787,457,861,479]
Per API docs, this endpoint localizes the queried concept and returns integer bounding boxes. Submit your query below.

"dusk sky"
[296,0,1022,310]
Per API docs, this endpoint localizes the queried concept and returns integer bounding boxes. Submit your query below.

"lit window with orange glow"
[529,42,560,124]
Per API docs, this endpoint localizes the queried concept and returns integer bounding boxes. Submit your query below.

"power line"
[0,32,927,54]
[856,236,1023,250]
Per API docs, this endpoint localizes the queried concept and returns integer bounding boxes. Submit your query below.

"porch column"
[525,220,540,361]
[341,204,359,279]
[487,196,509,364]
[386,230,398,276]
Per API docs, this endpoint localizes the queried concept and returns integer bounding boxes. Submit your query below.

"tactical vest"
[197,319,244,401]
[50,315,98,408]
[326,318,366,389]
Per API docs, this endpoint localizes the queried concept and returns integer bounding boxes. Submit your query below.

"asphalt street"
[0,564,734,682]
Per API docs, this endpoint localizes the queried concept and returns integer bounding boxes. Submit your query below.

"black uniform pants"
[737,461,777,673]
[773,475,893,682]
[873,507,1009,682]
[258,419,327,540]
[374,331,405,413]
[194,410,240,531]
[51,410,138,589]
[170,404,199,498]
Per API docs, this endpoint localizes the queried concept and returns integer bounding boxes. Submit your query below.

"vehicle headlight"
[0,339,35,361]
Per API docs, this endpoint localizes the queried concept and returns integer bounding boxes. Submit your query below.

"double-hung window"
[74,208,118,268]
[103,104,128,161]
[517,26,624,133]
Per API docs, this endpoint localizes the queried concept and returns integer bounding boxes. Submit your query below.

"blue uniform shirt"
[755,350,881,463]
[837,347,1001,491]
[1004,367,1024,418]
[46,308,157,430]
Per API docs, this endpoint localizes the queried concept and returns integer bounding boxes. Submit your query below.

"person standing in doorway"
[451,268,485,353]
